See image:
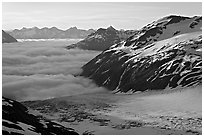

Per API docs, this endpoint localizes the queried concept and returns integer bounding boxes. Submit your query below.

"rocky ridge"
[81,15,202,93]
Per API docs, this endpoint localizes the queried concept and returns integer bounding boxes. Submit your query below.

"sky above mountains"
[2,2,202,30]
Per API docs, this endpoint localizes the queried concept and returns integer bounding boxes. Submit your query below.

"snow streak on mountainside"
[2,97,78,135]
[67,26,137,51]
[81,15,202,93]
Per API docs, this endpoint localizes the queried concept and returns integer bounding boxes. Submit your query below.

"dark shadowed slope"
[66,26,137,51]
[7,27,95,39]
[2,30,17,43]
[2,97,79,135]
[81,15,202,93]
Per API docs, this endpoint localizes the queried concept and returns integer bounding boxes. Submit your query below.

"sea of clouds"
[2,40,106,101]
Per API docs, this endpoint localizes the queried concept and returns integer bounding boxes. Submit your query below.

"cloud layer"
[2,40,105,101]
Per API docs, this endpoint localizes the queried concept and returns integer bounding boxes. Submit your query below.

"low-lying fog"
[2,40,105,101]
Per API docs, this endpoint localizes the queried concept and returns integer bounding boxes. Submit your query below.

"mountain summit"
[66,26,137,51]
[107,26,116,31]
[81,15,202,93]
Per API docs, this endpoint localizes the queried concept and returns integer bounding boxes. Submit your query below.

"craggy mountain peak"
[107,25,116,31]
[66,26,137,51]
[68,26,78,30]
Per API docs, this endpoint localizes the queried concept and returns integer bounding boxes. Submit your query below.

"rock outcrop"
[2,97,79,135]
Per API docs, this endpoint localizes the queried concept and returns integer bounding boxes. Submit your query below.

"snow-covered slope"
[66,26,137,51]
[2,97,79,135]
[81,15,202,93]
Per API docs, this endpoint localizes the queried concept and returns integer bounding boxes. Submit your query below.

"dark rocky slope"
[2,30,17,43]
[2,97,78,135]
[66,26,137,51]
[81,15,202,93]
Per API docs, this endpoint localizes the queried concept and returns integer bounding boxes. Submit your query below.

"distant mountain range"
[66,26,138,51]
[7,27,95,39]
[2,30,18,43]
[81,15,202,93]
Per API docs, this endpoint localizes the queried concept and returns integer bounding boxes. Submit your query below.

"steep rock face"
[67,26,137,51]
[2,97,79,135]
[7,27,95,39]
[81,15,202,93]
[2,30,17,43]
